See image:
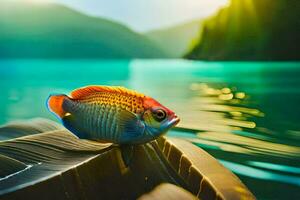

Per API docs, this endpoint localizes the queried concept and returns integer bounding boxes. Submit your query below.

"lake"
[0,59,299,199]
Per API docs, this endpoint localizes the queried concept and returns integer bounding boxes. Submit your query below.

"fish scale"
[101,105,109,139]
[80,92,145,114]
[106,106,114,139]
[112,109,119,141]
[64,95,129,140]
[91,103,99,137]
[77,93,141,140]
[73,102,111,140]
[89,103,99,138]
[96,105,102,138]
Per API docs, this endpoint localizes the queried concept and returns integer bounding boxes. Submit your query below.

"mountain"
[0,2,168,58]
[186,0,300,60]
[146,20,202,57]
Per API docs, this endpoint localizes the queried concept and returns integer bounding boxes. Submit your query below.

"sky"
[23,0,229,32]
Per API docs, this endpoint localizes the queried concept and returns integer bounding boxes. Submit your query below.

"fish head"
[142,97,180,137]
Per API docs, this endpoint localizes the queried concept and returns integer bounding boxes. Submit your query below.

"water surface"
[0,59,299,199]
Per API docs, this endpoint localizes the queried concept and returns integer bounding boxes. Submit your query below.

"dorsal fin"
[70,85,145,99]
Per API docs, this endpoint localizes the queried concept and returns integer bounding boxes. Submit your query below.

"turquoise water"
[0,59,300,199]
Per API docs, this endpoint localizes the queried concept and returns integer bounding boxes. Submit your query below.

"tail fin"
[46,94,68,118]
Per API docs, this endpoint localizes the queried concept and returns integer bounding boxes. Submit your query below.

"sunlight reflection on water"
[168,81,300,195]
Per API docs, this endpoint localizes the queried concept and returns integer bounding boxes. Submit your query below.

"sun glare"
[184,0,230,19]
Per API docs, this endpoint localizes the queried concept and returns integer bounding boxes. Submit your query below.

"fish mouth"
[168,115,180,128]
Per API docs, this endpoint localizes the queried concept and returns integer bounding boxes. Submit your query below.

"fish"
[46,85,180,144]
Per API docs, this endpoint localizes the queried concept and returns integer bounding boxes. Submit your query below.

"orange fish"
[47,85,180,144]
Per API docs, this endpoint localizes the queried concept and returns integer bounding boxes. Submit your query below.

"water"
[0,59,300,199]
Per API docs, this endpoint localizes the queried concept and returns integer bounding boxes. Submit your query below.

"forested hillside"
[186,0,300,60]
[0,2,167,58]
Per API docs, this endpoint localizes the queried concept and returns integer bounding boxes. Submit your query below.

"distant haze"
[19,0,229,32]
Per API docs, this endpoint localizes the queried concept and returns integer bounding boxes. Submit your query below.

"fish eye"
[153,109,167,122]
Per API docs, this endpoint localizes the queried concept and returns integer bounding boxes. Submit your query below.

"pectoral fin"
[117,110,145,142]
